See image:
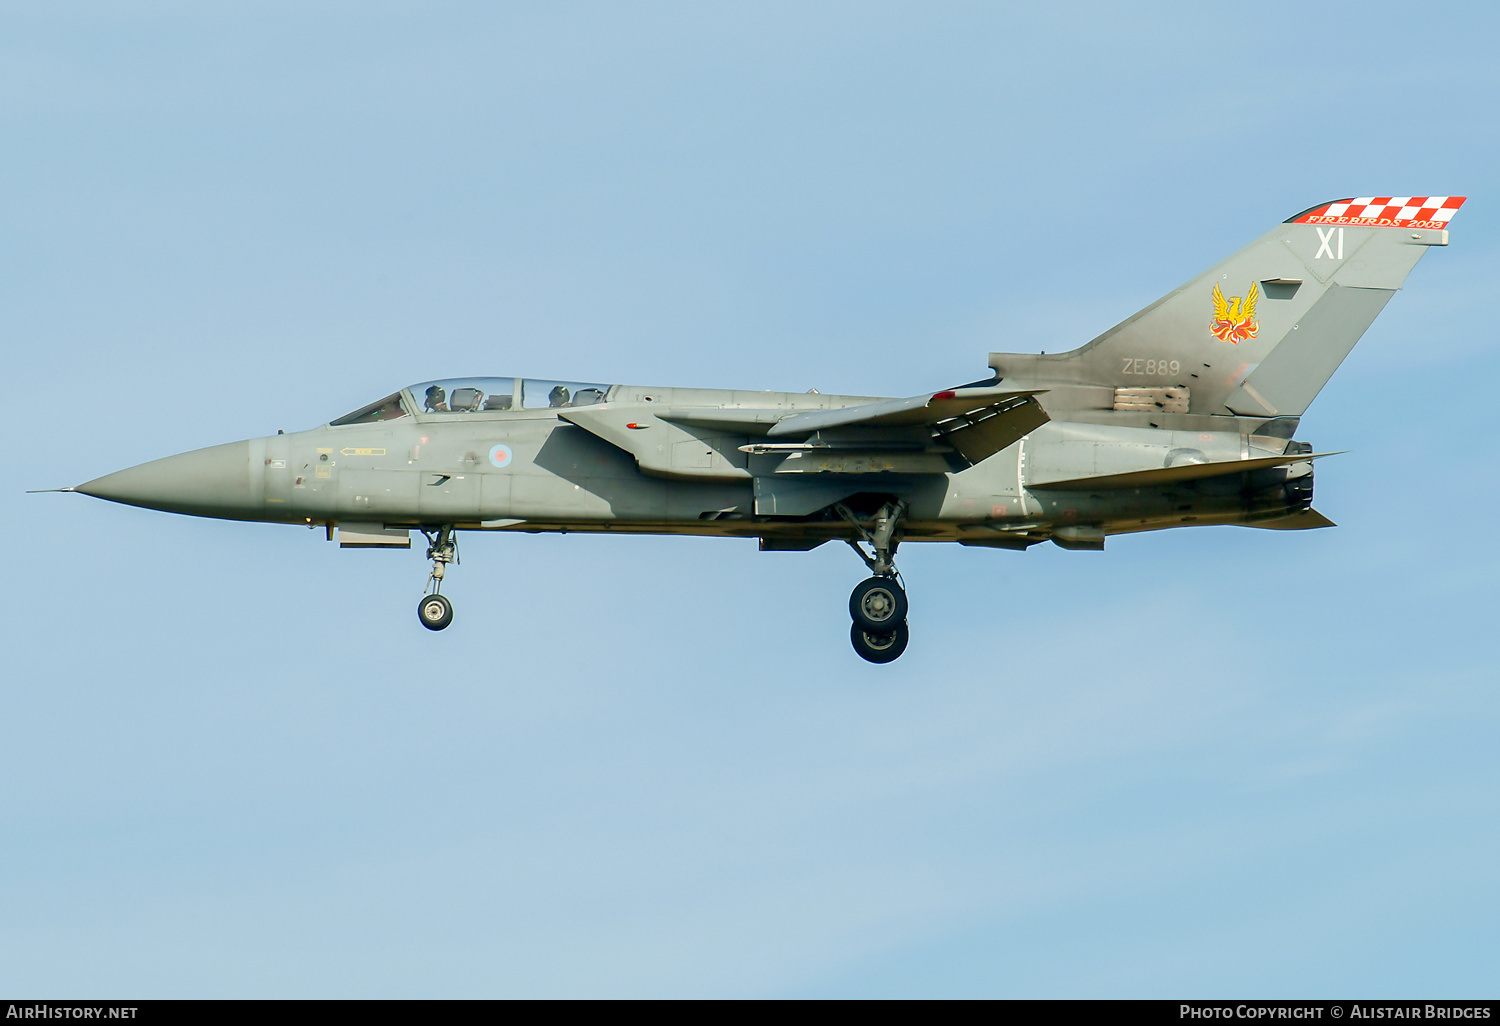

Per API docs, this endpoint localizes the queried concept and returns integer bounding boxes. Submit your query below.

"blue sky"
[2,1,1496,997]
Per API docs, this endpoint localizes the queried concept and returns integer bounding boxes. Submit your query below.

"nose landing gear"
[837,501,911,663]
[418,592,453,631]
[417,526,458,631]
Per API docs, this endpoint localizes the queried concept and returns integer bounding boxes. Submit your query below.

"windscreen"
[330,393,409,426]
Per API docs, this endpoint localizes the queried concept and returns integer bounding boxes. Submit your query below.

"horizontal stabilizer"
[1032,452,1339,491]
[1242,508,1337,530]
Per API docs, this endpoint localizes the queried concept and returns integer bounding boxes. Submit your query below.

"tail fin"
[989,197,1465,419]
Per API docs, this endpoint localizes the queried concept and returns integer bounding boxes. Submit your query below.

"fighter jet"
[54,197,1465,662]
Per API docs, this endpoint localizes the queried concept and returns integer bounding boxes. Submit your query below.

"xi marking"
[1315,226,1344,260]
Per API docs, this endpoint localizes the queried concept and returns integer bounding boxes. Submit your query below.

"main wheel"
[418,593,454,631]
[850,621,909,664]
[849,576,908,632]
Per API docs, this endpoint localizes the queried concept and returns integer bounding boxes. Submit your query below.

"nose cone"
[77,440,258,519]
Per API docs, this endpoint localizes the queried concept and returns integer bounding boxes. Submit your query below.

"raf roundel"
[488,443,514,469]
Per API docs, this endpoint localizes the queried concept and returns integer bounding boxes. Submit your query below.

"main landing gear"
[417,526,458,631]
[838,500,910,664]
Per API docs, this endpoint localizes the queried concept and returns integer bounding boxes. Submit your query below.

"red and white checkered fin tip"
[1287,196,1466,229]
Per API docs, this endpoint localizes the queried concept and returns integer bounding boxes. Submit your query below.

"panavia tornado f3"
[56,196,1466,662]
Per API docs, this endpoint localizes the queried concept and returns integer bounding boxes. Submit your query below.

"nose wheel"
[418,593,453,631]
[837,501,911,663]
[417,525,458,631]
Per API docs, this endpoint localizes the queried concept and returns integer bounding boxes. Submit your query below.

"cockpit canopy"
[330,377,614,426]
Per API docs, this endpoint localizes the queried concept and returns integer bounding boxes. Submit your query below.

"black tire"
[850,621,909,664]
[418,593,453,631]
[849,576,908,632]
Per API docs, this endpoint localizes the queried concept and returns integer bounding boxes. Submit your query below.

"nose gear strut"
[417,526,458,631]
[836,501,911,663]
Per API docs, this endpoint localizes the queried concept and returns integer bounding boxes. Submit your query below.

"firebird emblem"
[1210,281,1260,343]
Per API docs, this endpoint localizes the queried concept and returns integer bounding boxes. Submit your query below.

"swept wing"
[763,387,1049,466]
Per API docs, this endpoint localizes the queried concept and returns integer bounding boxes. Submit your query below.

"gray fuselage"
[76,379,1312,552]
